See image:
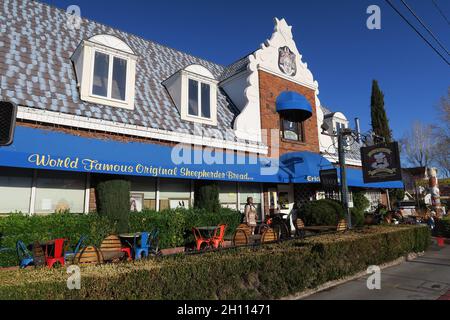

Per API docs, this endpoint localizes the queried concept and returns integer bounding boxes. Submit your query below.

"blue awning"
[279,151,333,183]
[340,168,404,189]
[276,91,313,122]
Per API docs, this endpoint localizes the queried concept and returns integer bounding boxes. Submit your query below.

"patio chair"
[336,219,348,232]
[45,238,66,268]
[134,231,149,260]
[16,240,33,269]
[261,228,278,244]
[295,218,306,238]
[64,235,87,263]
[74,246,103,265]
[211,224,227,249]
[99,235,126,262]
[192,228,210,251]
[232,229,249,247]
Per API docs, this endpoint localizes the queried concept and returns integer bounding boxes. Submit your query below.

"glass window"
[282,119,304,142]
[239,183,262,218]
[92,51,109,97]
[218,182,237,210]
[35,171,85,214]
[130,177,156,211]
[159,179,191,210]
[111,57,127,101]
[0,168,32,214]
[188,79,199,116]
[201,83,211,118]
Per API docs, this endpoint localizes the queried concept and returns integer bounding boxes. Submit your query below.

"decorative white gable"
[233,18,322,142]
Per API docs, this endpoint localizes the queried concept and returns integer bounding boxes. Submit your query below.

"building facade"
[0,0,401,218]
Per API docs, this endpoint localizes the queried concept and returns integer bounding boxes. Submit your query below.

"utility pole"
[338,130,352,229]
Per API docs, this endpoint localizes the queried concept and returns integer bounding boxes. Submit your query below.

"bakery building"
[0,0,401,218]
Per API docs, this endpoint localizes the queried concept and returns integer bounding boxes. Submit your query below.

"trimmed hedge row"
[0,208,241,267]
[0,225,430,300]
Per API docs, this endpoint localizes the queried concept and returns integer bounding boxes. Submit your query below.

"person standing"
[244,197,258,235]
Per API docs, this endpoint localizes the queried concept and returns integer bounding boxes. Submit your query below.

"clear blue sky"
[42,0,449,140]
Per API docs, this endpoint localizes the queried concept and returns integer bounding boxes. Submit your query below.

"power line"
[384,0,450,66]
[400,0,449,55]
[431,0,450,26]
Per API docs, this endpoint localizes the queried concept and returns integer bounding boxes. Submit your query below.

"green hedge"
[0,225,430,300]
[0,208,241,267]
[300,199,345,226]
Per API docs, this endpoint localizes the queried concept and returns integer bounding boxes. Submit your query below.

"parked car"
[397,201,417,217]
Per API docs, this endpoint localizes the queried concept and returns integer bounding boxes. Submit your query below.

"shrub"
[0,208,241,267]
[351,192,370,227]
[194,181,220,213]
[0,225,430,300]
[96,179,131,233]
[300,199,345,226]
[434,216,450,238]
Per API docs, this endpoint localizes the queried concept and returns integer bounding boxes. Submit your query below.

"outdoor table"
[119,233,142,248]
[195,226,218,239]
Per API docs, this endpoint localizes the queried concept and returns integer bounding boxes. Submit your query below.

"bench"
[261,228,278,244]
[74,246,103,265]
[100,235,125,262]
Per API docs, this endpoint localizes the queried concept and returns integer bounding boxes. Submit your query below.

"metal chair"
[16,240,33,269]
[64,235,87,263]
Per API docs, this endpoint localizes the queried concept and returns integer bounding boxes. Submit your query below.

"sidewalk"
[304,244,450,300]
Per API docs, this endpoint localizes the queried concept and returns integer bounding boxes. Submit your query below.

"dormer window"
[163,64,218,126]
[335,121,347,133]
[72,35,137,110]
[188,79,211,119]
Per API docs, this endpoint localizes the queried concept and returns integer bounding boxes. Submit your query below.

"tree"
[370,80,393,143]
[432,88,450,177]
[194,181,221,213]
[400,121,434,168]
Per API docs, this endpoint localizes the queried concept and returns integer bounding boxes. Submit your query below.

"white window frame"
[90,48,129,104]
[187,78,212,120]
[73,39,138,110]
[181,70,218,126]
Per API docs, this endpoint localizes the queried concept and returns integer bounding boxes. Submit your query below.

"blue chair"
[134,232,150,260]
[16,240,33,269]
[64,236,87,262]
[133,230,159,260]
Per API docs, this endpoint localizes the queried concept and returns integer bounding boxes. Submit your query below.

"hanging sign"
[361,142,402,183]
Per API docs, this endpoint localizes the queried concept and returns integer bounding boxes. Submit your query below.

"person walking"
[244,197,258,235]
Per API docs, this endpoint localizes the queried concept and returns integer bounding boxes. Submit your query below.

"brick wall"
[259,70,320,157]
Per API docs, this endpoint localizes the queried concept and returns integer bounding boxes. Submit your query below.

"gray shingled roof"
[0,0,251,142]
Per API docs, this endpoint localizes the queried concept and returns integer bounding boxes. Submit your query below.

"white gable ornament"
[233,17,321,143]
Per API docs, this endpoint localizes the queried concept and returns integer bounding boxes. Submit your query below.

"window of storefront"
[0,168,33,214]
[239,183,262,218]
[130,177,156,211]
[218,182,238,210]
[282,119,304,142]
[35,171,86,214]
[159,178,191,210]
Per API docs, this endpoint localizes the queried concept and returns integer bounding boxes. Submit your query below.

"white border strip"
[17,106,269,155]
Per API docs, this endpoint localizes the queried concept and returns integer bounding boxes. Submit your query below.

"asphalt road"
[304,244,450,300]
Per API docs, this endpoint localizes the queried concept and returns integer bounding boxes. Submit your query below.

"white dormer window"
[335,121,347,133]
[72,35,138,110]
[164,64,218,126]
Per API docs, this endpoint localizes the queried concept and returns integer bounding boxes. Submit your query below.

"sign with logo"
[361,142,402,183]
[278,46,296,76]
[320,168,338,190]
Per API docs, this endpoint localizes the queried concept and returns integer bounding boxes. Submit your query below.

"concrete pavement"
[304,244,450,300]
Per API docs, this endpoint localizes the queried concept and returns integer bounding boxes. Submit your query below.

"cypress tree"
[370,80,392,143]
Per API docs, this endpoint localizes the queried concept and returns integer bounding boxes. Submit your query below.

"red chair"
[121,247,132,261]
[46,238,66,268]
[211,224,227,249]
[192,228,210,251]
